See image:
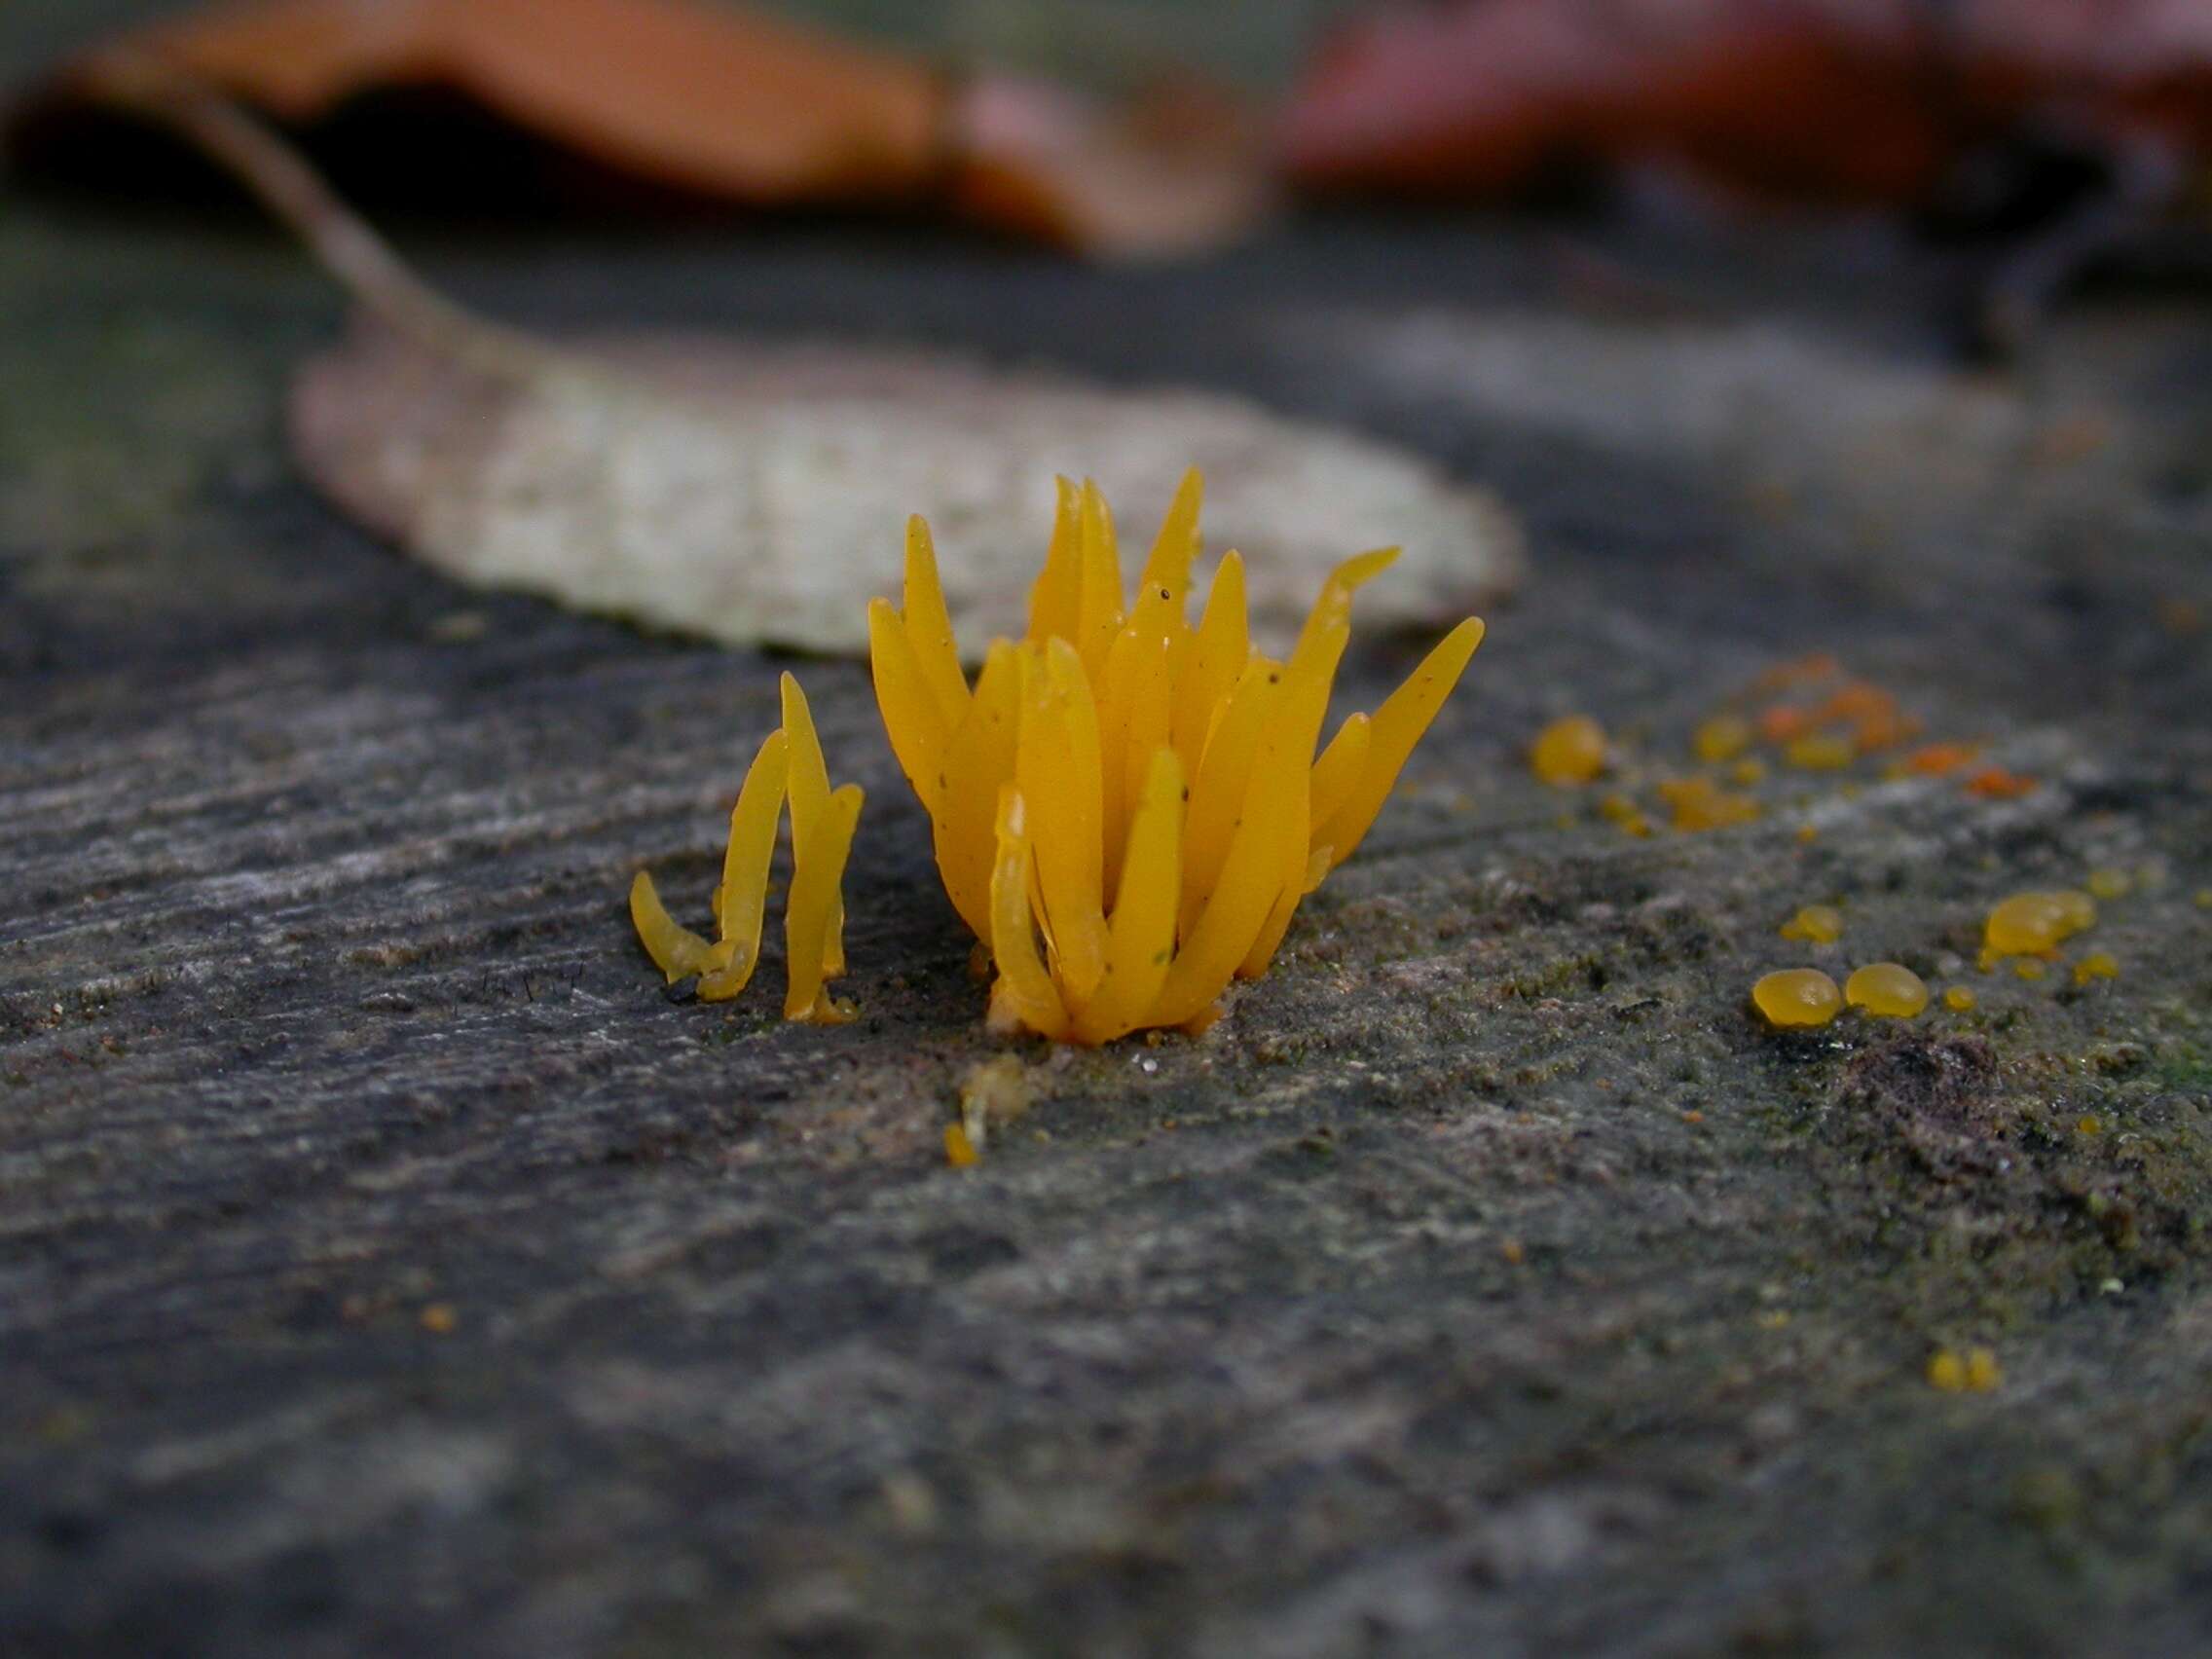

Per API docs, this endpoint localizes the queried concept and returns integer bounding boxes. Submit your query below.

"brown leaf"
[25,0,1268,257]
[290,317,1523,655]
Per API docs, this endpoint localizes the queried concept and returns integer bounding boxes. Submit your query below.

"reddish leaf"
[1283,0,2212,204]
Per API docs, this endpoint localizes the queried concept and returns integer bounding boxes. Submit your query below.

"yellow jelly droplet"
[1943,986,1976,1013]
[1693,714,1751,763]
[1784,733,1856,771]
[1751,969,1843,1029]
[2014,958,2046,980]
[1845,962,1929,1018]
[1984,890,2096,955]
[1731,757,1767,787]
[2086,867,2131,902]
[1780,904,1843,944]
[1531,715,1606,786]
[2072,951,2119,985]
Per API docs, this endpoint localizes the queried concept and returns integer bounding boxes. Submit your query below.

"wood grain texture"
[5,187,2212,1655]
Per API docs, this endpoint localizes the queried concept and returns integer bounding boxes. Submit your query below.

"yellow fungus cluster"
[871,471,1484,1044]
[1943,985,1976,1013]
[1530,715,1606,786]
[629,674,863,1023]
[1845,962,1929,1018]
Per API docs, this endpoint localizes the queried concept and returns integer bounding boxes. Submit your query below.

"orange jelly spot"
[1905,742,1980,776]
[1965,766,2037,798]
[1531,716,1606,786]
[1845,962,1928,1017]
[1751,969,1842,1029]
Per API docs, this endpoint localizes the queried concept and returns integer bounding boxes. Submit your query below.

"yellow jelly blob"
[2072,951,2119,985]
[1531,715,1606,786]
[1752,969,1843,1029]
[1693,714,1752,763]
[1845,962,1928,1018]
[1784,733,1856,771]
[1984,890,2096,955]
[1927,1346,2001,1393]
[2085,867,2131,901]
[1943,986,1976,1012]
[2014,959,2046,980]
[1780,904,1842,943]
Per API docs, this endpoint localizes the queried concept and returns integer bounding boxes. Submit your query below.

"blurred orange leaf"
[25,0,1269,257]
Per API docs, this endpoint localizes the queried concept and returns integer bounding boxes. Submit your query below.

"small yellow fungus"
[1845,962,1928,1018]
[1693,714,1751,763]
[2076,1114,2102,1136]
[1531,715,1606,786]
[1943,986,1976,1012]
[1779,903,1842,944]
[872,471,1483,1044]
[1927,1346,2001,1393]
[2195,888,2212,910]
[1984,890,2096,956]
[1751,968,1843,1029]
[2013,959,2046,980]
[628,672,864,1022]
[1657,775,1760,831]
[1783,733,1856,771]
[2084,867,2131,901]
[1795,824,1818,842]
[419,1304,458,1335]
[943,1123,979,1167]
[1730,757,1767,787]
[957,1053,1033,1152]
[2072,951,2119,985]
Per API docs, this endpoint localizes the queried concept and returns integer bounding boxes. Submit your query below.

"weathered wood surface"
[7,18,2212,1655]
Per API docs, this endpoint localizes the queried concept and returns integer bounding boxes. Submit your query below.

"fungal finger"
[784,782,863,1022]
[1074,747,1185,1043]
[988,788,1071,1040]
[630,870,716,983]
[1316,616,1484,867]
[868,596,948,803]
[903,515,970,727]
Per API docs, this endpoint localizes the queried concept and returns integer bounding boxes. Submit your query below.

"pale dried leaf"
[290,320,1523,655]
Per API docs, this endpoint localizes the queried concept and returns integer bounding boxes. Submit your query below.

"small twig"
[80,53,571,381]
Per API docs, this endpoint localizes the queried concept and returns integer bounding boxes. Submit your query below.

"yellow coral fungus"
[870,470,1483,1044]
[628,673,863,1022]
